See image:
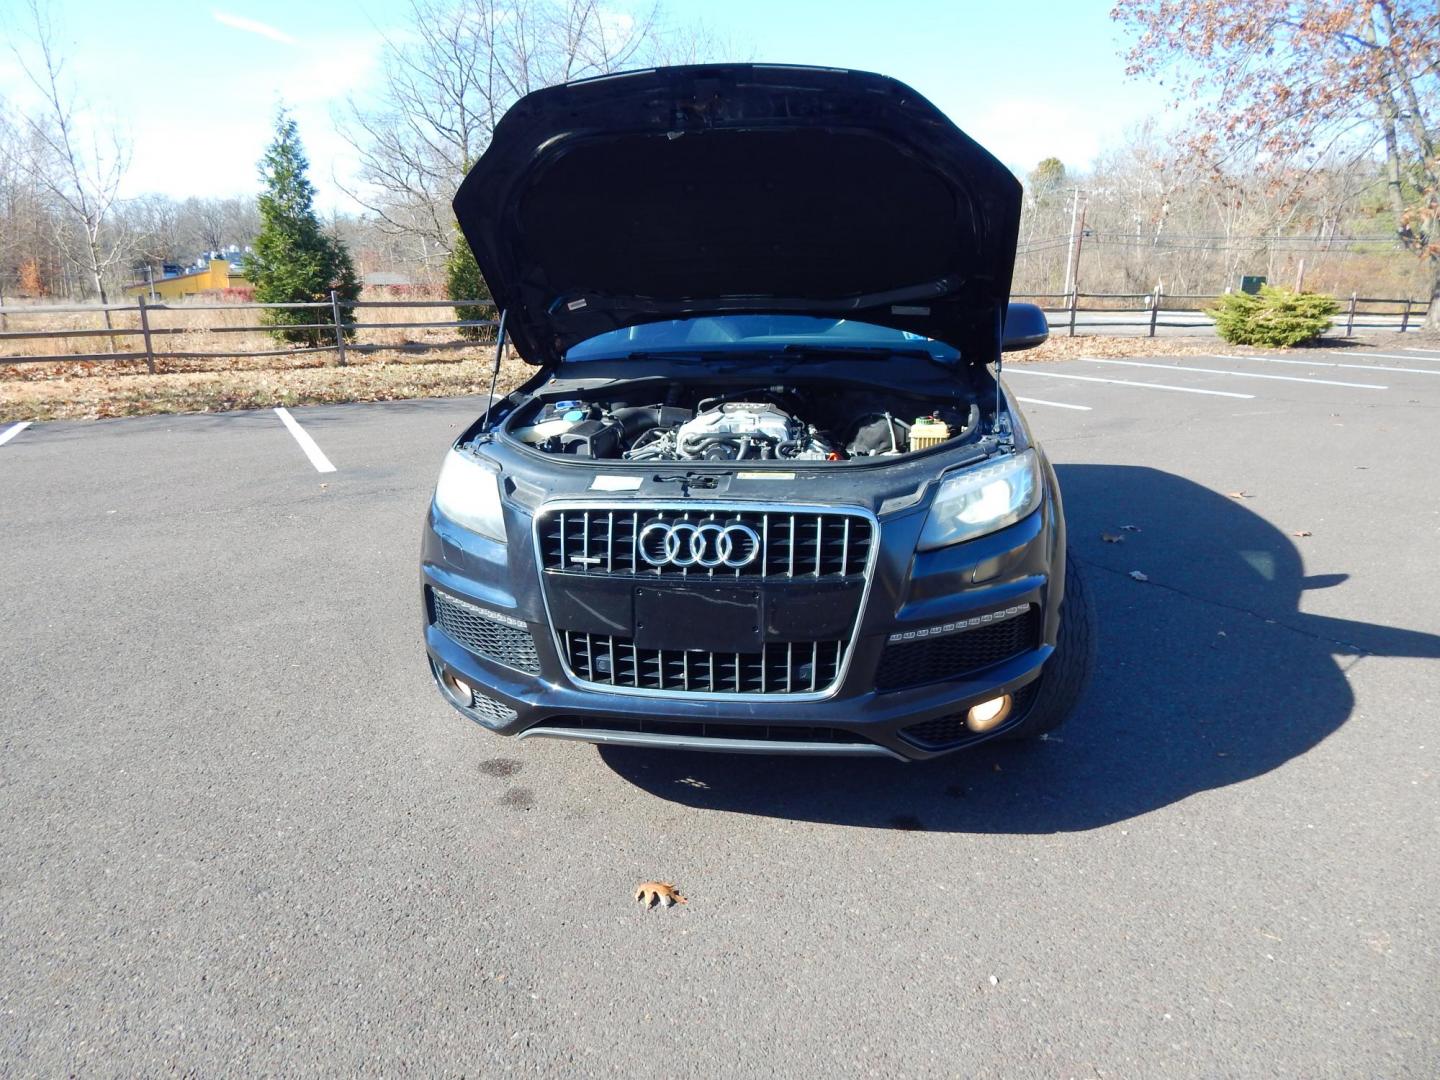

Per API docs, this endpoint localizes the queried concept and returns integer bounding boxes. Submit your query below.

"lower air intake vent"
[430,589,540,674]
[564,632,844,694]
[875,606,1039,691]
[469,692,518,726]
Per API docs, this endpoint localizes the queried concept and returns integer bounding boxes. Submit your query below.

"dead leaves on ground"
[635,881,687,909]
[1101,532,1125,543]
[0,357,513,422]
[1225,490,1254,499]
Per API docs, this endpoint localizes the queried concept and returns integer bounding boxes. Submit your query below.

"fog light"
[966,693,1013,733]
[444,672,475,707]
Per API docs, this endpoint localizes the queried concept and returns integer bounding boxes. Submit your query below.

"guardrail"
[0,294,498,370]
[1011,290,1426,337]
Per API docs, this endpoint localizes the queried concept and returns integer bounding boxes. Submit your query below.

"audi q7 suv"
[421,64,1095,761]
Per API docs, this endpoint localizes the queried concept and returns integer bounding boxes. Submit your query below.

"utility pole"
[1062,188,1086,298]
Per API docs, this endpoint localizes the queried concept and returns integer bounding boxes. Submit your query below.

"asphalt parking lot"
[2,344,1438,1077]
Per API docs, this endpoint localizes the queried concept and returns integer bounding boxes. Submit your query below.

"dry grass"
[1012,334,1237,362]
[0,305,1402,423]
[0,293,526,421]
[1,349,533,422]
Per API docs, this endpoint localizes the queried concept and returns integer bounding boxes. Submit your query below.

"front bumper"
[420,465,1065,762]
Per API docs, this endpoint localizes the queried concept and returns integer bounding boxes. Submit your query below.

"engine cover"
[675,403,802,456]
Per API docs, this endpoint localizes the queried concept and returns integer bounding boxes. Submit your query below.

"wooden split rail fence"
[0,294,499,370]
[1012,289,1425,337]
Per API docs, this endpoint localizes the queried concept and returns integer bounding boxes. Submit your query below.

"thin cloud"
[212,10,296,46]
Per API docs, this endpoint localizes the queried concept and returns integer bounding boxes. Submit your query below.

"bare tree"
[1113,0,1440,328]
[339,0,699,264]
[124,192,182,274]
[175,196,260,255]
[11,0,131,320]
[0,103,23,311]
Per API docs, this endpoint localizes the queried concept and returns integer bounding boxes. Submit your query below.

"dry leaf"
[1225,491,1254,499]
[635,881,687,908]
[1291,530,1311,537]
[1128,570,1149,582]
[1101,532,1124,543]
[1120,524,1141,532]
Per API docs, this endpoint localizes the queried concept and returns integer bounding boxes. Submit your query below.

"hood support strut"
[482,309,508,432]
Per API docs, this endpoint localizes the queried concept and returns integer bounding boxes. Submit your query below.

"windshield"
[563,315,961,362]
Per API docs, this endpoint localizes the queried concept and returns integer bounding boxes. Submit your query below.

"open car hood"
[454,64,1022,369]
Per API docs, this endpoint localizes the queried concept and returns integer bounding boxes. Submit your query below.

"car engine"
[507,385,979,463]
[639,401,835,461]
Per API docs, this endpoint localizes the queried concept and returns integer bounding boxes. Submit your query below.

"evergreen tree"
[246,112,360,347]
[444,222,495,341]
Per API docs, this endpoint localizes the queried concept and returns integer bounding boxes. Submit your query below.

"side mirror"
[1003,302,1049,352]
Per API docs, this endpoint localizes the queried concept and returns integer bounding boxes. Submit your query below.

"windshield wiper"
[780,344,954,365]
[622,350,714,361]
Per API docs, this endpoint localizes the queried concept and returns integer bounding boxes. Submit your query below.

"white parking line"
[274,407,336,473]
[1352,352,1440,364]
[1214,353,1440,377]
[1402,348,1440,356]
[0,421,32,447]
[1083,358,1387,390]
[1006,369,1255,398]
[1014,396,1093,411]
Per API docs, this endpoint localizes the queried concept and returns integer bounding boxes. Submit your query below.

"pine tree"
[246,112,360,347]
[444,222,495,341]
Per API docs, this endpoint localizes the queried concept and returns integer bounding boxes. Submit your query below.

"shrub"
[445,223,496,341]
[1209,285,1340,347]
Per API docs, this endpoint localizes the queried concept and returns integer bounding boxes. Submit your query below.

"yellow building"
[123,258,251,300]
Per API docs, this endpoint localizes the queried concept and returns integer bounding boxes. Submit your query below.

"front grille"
[565,631,845,694]
[430,589,540,674]
[539,506,873,579]
[532,715,869,744]
[875,606,1039,691]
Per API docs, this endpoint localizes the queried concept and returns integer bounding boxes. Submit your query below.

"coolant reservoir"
[910,416,950,450]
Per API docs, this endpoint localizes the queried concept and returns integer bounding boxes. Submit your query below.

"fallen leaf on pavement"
[1101,532,1124,543]
[1291,530,1312,537]
[635,881,687,909]
[1120,524,1141,532]
[1225,491,1254,499]
[1128,570,1149,582]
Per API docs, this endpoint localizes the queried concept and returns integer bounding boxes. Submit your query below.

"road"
[2,344,1438,1076]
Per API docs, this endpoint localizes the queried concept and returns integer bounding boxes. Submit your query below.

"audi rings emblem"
[638,520,761,569]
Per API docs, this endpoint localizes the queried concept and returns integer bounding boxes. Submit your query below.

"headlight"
[433,448,506,541]
[918,449,1041,550]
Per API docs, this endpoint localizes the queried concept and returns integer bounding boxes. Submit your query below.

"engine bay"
[505,383,982,463]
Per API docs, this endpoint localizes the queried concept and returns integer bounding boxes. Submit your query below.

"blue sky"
[0,1,1157,209]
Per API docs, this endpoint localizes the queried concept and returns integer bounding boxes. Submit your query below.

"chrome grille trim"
[537,505,874,579]
[531,500,881,702]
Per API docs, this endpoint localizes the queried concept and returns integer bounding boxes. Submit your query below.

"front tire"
[1003,547,1096,739]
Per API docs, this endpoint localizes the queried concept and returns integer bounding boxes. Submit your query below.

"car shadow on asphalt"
[597,464,1440,832]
